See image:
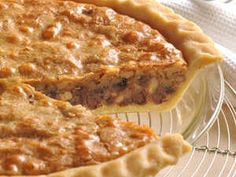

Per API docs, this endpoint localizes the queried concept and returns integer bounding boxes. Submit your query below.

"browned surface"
[0,1,187,174]
[0,0,188,110]
[0,0,186,79]
[0,81,157,175]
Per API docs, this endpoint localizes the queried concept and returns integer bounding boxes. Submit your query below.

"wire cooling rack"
[109,64,235,177]
[109,55,235,177]
[111,69,235,177]
[113,1,236,175]
[203,0,235,3]
[160,1,236,176]
[156,78,236,177]
[159,37,236,176]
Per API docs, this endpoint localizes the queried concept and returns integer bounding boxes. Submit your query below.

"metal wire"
[202,119,221,177]
[191,132,210,177]
[117,67,235,177]
[190,3,236,176]
[203,0,234,2]
[195,146,236,156]
[111,65,234,177]
[156,78,236,177]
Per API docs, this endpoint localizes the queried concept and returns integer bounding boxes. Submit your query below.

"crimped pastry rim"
[67,0,223,114]
[74,0,223,67]
[0,0,203,176]
[0,134,191,177]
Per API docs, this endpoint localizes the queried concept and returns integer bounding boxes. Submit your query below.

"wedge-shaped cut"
[0,81,191,176]
[0,0,223,113]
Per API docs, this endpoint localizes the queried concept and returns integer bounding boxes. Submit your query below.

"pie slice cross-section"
[0,0,222,113]
[0,81,191,176]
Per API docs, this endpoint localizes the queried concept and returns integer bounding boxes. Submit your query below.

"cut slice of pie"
[0,80,191,176]
[0,0,223,113]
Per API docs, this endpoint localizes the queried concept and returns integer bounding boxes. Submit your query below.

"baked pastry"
[0,0,223,113]
[0,80,191,176]
[0,1,194,176]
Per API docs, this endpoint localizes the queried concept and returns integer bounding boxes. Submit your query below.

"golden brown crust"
[0,1,194,176]
[73,0,223,68]
[0,0,223,113]
[0,134,191,177]
[0,80,191,176]
[60,0,223,113]
[0,81,160,176]
[0,0,189,111]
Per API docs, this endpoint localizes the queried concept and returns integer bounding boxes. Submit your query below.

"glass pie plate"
[109,64,225,144]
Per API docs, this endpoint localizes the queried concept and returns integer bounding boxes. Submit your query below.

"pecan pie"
[0,0,223,176]
[0,0,222,113]
[0,81,191,176]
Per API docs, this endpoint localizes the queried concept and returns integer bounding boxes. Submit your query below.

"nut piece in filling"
[0,81,190,176]
[0,0,187,110]
[0,81,159,175]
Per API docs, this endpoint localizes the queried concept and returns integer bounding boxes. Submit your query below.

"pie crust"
[0,80,191,176]
[1,0,221,175]
[0,0,223,113]
[0,135,191,177]
[69,0,223,113]
[74,0,223,67]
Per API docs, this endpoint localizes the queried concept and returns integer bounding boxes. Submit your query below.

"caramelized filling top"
[0,0,186,175]
[0,0,185,79]
[0,82,157,175]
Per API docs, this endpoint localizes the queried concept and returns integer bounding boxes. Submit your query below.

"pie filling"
[29,65,186,109]
[0,0,187,109]
[0,82,157,175]
[0,0,190,175]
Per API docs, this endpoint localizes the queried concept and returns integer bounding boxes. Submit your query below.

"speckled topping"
[0,0,185,79]
[0,81,157,175]
[0,0,192,176]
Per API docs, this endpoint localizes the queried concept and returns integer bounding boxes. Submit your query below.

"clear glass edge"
[188,64,225,145]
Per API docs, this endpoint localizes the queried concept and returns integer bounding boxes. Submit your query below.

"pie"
[0,0,223,113]
[0,80,191,176]
[0,0,223,176]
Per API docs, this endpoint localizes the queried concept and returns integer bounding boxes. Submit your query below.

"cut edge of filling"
[26,61,187,112]
[0,81,160,175]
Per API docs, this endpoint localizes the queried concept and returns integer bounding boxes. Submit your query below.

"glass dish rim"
[190,64,225,144]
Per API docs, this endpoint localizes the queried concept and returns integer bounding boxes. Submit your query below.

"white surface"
[156,1,236,177]
[159,0,236,104]
[159,0,236,53]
